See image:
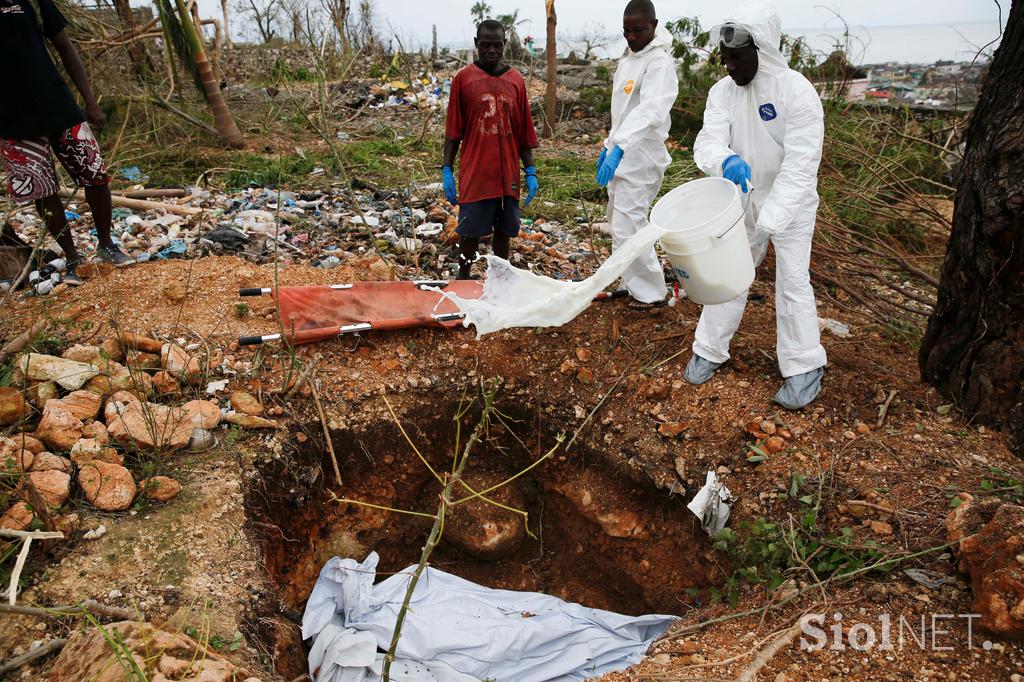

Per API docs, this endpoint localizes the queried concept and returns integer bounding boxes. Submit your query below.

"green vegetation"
[706,471,887,606]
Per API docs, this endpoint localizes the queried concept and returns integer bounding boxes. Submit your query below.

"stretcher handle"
[239,288,270,297]
[238,335,270,346]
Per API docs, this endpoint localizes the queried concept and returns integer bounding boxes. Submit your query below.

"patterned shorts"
[1,122,110,203]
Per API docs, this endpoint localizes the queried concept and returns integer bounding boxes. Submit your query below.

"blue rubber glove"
[523,165,539,207]
[596,147,607,183]
[722,155,751,193]
[597,145,624,187]
[442,165,457,205]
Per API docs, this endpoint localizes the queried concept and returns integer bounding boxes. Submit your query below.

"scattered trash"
[819,318,851,338]
[687,471,735,537]
[117,166,148,182]
[205,379,229,394]
[83,524,107,540]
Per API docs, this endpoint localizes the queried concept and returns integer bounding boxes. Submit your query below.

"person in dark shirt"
[442,19,540,280]
[0,0,133,285]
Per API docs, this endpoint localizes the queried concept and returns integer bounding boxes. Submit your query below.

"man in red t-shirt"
[442,19,540,280]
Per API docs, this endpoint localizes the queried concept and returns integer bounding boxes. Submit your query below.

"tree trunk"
[431,24,438,61]
[221,0,232,48]
[919,0,1024,454]
[543,0,556,138]
[175,0,244,148]
[113,0,151,80]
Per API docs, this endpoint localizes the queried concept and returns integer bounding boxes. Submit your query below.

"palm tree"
[470,1,491,23]
[155,0,244,148]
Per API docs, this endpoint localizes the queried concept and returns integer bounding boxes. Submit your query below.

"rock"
[10,433,45,454]
[99,338,125,362]
[760,419,777,435]
[866,583,888,604]
[35,400,84,451]
[54,512,80,534]
[161,343,202,384]
[139,476,182,502]
[575,348,592,362]
[856,422,871,434]
[59,390,103,421]
[80,421,109,444]
[224,412,280,429]
[151,370,181,396]
[119,332,164,354]
[444,469,526,560]
[70,438,124,466]
[0,387,29,426]
[230,391,263,415]
[24,469,71,507]
[554,475,650,540]
[18,353,99,390]
[182,399,222,429]
[576,367,594,384]
[85,362,153,397]
[46,620,255,682]
[78,460,136,511]
[62,344,104,364]
[658,421,688,438]
[948,494,1024,636]
[764,436,786,454]
[105,396,192,453]
[0,501,33,530]
[29,452,73,473]
[25,380,59,408]
[559,358,577,375]
[642,380,670,401]
[870,520,893,536]
[6,448,34,471]
[125,349,162,372]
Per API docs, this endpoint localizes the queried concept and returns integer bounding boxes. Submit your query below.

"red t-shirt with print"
[445,64,539,204]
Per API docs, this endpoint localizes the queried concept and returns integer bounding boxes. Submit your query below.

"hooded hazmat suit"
[691,0,827,378]
[604,25,679,304]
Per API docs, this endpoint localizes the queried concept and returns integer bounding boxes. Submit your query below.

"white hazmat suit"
[691,1,827,382]
[605,26,679,304]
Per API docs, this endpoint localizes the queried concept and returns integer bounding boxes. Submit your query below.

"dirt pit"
[248,398,718,621]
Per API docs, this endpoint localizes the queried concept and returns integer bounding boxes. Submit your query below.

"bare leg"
[492,232,510,261]
[84,184,113,248]
[458,236,480,280]
[36,195,79,266]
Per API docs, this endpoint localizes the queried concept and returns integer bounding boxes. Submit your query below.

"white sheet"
[435,222,667,337]
[303,552,677,682]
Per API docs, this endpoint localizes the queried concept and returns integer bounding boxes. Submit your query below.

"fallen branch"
[58,189,203,216]
[0,599,134,620]
[310,374,343,488]
[877,389,899,428]
[3,530,63,605]
[734,619,805,682]
[149,94,220,138]
[0,319,49,363]
[0,638,68,676]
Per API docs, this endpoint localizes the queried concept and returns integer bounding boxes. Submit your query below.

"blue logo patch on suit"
[759,103,778,121]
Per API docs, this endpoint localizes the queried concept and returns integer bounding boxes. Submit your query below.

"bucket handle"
[713,184,755,243]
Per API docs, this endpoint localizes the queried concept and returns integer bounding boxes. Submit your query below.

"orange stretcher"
[237,280,626,346]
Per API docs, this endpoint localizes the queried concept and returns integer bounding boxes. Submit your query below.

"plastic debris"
[819,318,851,338]
[687,471,735,537]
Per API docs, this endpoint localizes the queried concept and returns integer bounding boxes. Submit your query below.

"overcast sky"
[182,0,1007,61]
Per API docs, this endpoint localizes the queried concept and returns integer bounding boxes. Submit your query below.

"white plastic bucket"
[650,177,755,305]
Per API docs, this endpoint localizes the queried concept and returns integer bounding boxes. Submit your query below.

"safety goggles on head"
[710,23,756,49]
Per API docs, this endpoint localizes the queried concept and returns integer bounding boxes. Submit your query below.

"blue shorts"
[456,197,521,238]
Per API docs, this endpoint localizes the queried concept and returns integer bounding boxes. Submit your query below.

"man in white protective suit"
[684,0,827,410]
[596,0,678,308]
